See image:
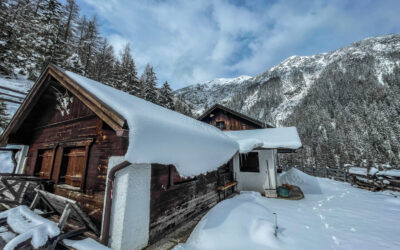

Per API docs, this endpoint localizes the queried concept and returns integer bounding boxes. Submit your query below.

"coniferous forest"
[0,0,193,119]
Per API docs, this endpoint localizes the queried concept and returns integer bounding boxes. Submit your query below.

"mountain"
[175,75,251,116]
[176,34,400,167]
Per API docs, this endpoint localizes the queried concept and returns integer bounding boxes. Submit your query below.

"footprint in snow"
[332,236,340,245]
[326,195,335,201]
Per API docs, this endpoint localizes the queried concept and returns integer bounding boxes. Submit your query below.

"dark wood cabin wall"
[14,80,128,225]
[149,163,234,243]
[201,108,260,131]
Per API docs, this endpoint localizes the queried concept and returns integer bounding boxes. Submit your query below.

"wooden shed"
[0,64,239,249]
[198,104,273,130]
[198,105,301,198]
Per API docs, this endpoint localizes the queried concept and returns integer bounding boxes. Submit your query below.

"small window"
[59,147,86,187]
[240,152,260,172]
[169,165,195,186]
[216,121,226,130]
[242,124,248,130]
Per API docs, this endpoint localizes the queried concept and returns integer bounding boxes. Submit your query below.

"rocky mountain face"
[175,34,400,167]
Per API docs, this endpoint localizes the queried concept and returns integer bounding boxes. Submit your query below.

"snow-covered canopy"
[224,127,302,153]
[65,71,238,177]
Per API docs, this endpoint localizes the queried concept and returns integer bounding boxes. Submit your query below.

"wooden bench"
[217,181,238,191]
[217,181,238,201]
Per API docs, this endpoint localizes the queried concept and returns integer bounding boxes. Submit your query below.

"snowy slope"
[176,34,400,125]
[176,34,400,166]
[174,75,251,116]
[0,76,33,117]
[176,168,400,250]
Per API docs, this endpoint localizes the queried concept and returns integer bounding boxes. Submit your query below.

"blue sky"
[76,0,400,89]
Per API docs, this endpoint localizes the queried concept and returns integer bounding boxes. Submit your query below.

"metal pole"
[273,213,278,237]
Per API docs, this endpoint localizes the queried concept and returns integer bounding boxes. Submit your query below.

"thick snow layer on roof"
[65,71,238,177]
[224,127,302,153]
[0,205,60,249]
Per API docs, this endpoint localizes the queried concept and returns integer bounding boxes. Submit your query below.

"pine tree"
[142,64,158,104]
[77,15,100,76]
[59,0,80,69]
[36,0,64,68]
[119,44,141,96]
[110,60,124,90]
[92,38,114,84]
[159,81,174,110]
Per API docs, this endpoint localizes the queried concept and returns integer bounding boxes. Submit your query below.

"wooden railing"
[0,174,52,207]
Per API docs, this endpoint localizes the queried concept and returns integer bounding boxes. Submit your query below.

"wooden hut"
[198,105,301,197]
[198,104,273,130]
[0,64,239,249]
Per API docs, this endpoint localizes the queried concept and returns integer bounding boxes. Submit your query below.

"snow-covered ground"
[176,168,400,250]
[0,75,33,117]
[0,151,14,173]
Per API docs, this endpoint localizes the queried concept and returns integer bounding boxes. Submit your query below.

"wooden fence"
[280,165,400,192]
[280,165,349,182]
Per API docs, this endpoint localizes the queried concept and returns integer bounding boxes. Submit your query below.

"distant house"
[198,104,302,197]
[0,64,238,250]
[198,103,274,130]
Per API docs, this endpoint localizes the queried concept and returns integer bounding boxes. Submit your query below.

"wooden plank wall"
[10,79,128,226]
[201,108,260,131]
[149,163,234,244]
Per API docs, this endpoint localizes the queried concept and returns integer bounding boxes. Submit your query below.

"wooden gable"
[1,64,127,146]
[198,104,272,131]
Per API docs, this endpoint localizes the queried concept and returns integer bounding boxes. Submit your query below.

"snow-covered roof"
[65,71,238,177]
[224,127,302,153]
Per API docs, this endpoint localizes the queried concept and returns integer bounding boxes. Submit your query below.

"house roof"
[224,127,302,153]
[1,64,239,177]
[197,104,274,128]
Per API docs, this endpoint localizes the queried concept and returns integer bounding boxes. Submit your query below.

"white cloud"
[81,0,400,89]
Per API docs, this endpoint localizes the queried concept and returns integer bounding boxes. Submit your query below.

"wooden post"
[344,168,347,182]
[58,203,72,231]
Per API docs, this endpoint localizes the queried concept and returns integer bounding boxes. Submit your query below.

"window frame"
[53,138,93,191]
[216,121,226,130]
[31,143,57,178]
[239,152,260,173]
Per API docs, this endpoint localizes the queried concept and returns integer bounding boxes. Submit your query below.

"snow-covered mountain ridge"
[176,34,400,166]
[176,34,400,124]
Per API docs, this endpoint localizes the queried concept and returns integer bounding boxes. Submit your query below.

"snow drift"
[0,205,60,249]
[175,192,279,250]
[65,71,239,177]
[279,168,322,194]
